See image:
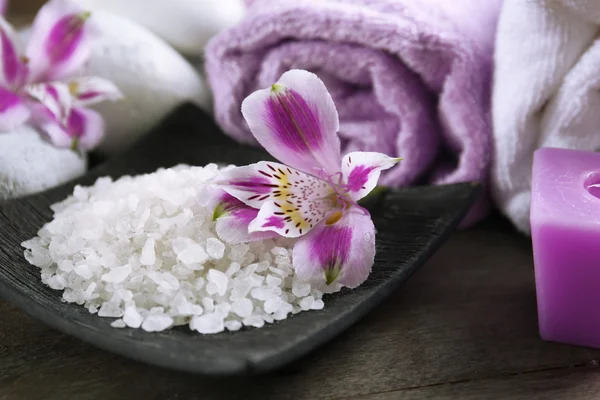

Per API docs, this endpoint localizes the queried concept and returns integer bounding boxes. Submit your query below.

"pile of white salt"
[22,164,339,334]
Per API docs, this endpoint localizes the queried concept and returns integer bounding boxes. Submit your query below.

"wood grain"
[2,217,600,399]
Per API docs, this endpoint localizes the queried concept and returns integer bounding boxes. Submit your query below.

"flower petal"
[68,76,123,106]
[293,208,376,288]
[68,107,104,150]
[248,195,335,239]
[0,0,7,16]
[241,69,341,176]
[25,81,72,122]
[30,103,72,148]
[341,152,402,201]
[212,191,279,244]
[26,0,94,81]
[0,18,28,89]
[216,161,333,209]
[0,87,30,131]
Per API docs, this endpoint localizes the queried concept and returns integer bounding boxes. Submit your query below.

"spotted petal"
[241,69,341,177]
[0,18,28,89]
[68,76,124,106]
[212,192,280,244]
[215,161,333,209]
[341,152,401,201]
[248,194,335,238]
[293,208,376,288]
[0,87,30,131]
[26,0,94,82]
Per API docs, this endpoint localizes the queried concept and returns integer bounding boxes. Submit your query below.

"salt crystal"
[202,297,215,313]
[206,238,225,259]
[266,274,282,287]
[190,313,224,334]
[225,262,241,277]
[47,275,66,290]
[215,303,231,318]
[292,281,311,298]
[229,243,249,261]
[271,247,289,257]
[101,264,132,283]
[311,299,325,310]
[140,238,156,265]
[231,298,253,318]
[123,306,143,328]
[242,315,265,328]
[173,238,208,264]
[142,314,173,332]
[273,302,294,320]
[300,296,314,311]
[224,320,242,331]
[93,200,114,215]
[98,302,123,318]
[74,264,93,280]
[111,319,126,328]
[264,297,284,314]
[207,269,228,296]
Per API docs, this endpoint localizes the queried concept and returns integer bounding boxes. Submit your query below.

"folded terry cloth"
[492,0,600,233]
[206,0,503,225]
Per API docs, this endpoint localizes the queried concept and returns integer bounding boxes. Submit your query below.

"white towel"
[492,0,600,233]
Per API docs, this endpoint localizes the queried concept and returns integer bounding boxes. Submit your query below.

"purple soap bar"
[531,147,600,348]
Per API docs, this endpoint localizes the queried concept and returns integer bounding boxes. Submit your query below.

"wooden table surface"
[2,217,600,400]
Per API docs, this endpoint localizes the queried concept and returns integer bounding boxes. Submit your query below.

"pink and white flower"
[214,70,401,288]
[0,0,122,150]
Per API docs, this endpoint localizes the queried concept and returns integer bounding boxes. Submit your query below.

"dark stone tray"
[0,104,480,376]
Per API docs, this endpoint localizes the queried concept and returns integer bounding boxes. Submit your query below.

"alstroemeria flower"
[215,70,401,288]
[0,0,122,150]
[26,78,120,150]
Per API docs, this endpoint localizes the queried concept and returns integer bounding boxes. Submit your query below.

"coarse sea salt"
[22,164,340,334]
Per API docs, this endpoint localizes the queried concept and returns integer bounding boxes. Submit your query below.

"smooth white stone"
[75,0,246,56]
[0,126,86,200]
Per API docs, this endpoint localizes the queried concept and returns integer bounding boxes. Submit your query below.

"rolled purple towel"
[206,0,502,223]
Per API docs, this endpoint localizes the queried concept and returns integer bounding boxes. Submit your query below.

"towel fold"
[492,0,600,233]
[206,0,503,224]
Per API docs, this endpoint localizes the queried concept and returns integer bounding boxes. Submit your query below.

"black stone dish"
[0,104,480,376]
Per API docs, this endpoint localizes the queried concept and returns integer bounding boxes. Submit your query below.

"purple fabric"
[206,0,503,225]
